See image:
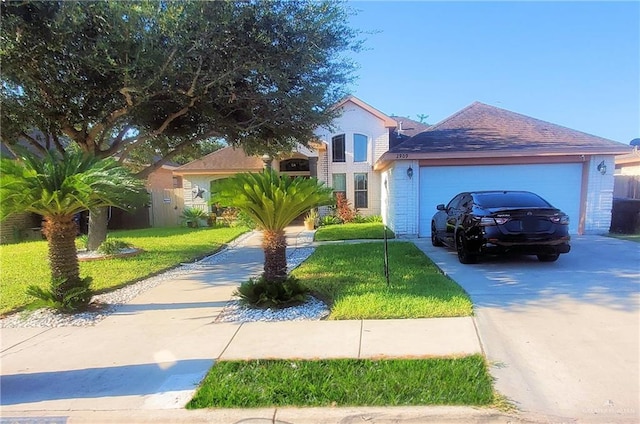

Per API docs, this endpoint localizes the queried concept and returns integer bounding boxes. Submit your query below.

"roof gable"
[390,101,629,156]
[333,95,397,128]
[175,146,263,174]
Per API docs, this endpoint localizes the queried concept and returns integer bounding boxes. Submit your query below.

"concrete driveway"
[413,235,640,423]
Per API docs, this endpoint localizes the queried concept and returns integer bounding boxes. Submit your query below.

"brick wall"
[0,213,35,244]
[583,155,615,234]
[384,161,419,237]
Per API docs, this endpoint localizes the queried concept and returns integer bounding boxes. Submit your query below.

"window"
[332,134,345,162]
[354,173,368,208]
[332,173,346,197]
[354,134,368,162]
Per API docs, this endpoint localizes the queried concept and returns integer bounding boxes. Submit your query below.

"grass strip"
[315,223,394,241]
[187,355,493,408]
[607,233,640,243]
[292,242,472,319]
[0,226,247,315]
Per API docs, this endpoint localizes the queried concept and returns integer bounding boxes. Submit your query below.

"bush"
[351,214,382,223]
[180,207,209,228]
[319,215,341,226]
[235,275,309,308]
[236,210,256,229]
[97,238,132,255]
[27,276,93,313]
[220,207,239,227]
[335,193,356,223]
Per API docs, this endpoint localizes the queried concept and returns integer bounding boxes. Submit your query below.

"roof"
[174,146,264,175]
[385,102,631,159]
[616,148,640,166]
[389,116,430,149]
[333,96,397,128]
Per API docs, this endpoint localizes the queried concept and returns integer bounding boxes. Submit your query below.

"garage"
[418,163,583,236]
[376,101,630,237]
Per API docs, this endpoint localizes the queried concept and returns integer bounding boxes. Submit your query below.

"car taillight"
[549,215,569,225]
[480,217,510,226]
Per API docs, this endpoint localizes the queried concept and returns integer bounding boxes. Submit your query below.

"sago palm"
[0,149,146,311]
[215,170,334,282]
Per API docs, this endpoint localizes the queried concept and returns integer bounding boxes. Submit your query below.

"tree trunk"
[87,207,109,251]
[262,229,287,282]
[42,215,80,298]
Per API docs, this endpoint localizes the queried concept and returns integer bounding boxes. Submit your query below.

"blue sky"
[346,1,639,144]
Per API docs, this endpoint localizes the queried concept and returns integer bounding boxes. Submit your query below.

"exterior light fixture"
[597,160,607,175]
[407,166,413,180]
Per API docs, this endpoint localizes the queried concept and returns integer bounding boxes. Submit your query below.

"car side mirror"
[436,204,446,211]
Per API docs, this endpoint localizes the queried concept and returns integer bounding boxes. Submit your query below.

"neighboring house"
[614,146,640,199]
[177,96,631,236]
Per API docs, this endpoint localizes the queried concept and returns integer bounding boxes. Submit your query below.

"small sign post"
[383,225,390,286]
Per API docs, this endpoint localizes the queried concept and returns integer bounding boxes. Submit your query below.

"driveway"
[413,235,639,423]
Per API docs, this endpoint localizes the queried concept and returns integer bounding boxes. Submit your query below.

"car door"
[443,194,464,246]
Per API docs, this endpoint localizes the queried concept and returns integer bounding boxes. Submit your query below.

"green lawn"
[292,242,472,319]
[315,222,394,241]
[608,233,640,243]
[0,226,247,315]
[187,355,494,408]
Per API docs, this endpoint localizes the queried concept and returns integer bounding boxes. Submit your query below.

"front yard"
[1,224,494,409]
[0,226,247,315]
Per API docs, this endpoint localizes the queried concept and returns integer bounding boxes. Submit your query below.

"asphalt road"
[413,235,640,423]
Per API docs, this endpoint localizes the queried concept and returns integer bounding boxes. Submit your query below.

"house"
[177,96,632,236]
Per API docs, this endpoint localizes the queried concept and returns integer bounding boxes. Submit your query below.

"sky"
[345,1,639,144]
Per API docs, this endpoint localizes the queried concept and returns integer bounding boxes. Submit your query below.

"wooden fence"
[148,188,184,227]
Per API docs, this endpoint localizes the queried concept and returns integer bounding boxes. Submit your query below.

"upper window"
[354,134,368,162]
[332,134,345,162]
[354,173,368,209]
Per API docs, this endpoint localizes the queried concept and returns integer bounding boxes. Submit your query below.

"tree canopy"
[1,0,361,176]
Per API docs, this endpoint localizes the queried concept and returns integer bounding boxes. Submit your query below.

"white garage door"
[418,163,583,236]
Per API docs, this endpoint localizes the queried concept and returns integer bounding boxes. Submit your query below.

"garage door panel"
[418,164,582,236]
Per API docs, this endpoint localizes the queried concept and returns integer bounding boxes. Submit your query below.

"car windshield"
[474,192,551,208]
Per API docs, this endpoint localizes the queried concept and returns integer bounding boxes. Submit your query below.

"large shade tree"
[0,0,361,249]
[214,170,334,282]
[0,149,146,311]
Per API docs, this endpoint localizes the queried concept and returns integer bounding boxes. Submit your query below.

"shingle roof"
[389,102,629,156]
[389,116,430,149]
[174,146,263,174]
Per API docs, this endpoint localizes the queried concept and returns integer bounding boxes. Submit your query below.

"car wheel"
[456,232,477,264]
[431,223,443,246]
[537,253,560,262]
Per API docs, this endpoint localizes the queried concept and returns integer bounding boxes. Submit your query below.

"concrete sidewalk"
[0,227,512,423]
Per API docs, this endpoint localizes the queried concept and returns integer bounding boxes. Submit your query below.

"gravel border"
[1,230,326,328]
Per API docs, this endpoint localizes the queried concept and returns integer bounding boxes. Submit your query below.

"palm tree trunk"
[262,229,287,282]
[42,215,81,298]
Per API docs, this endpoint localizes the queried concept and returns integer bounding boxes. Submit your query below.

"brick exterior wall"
[384,161,419,236]
[0,213,40,244]
[583,155,615,234]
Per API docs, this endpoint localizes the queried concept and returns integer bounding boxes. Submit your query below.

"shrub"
[352,214,383,224]
[220,207,239,227]
[180,207,209,228]
[235,275,309,308]
[97,238,132,255]
[236,210,256,229]
[319,215,341,226]
[335,193,356,223]
[27,276,93,313]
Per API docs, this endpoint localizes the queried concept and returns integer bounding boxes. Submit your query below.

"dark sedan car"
[431,190,571,264]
